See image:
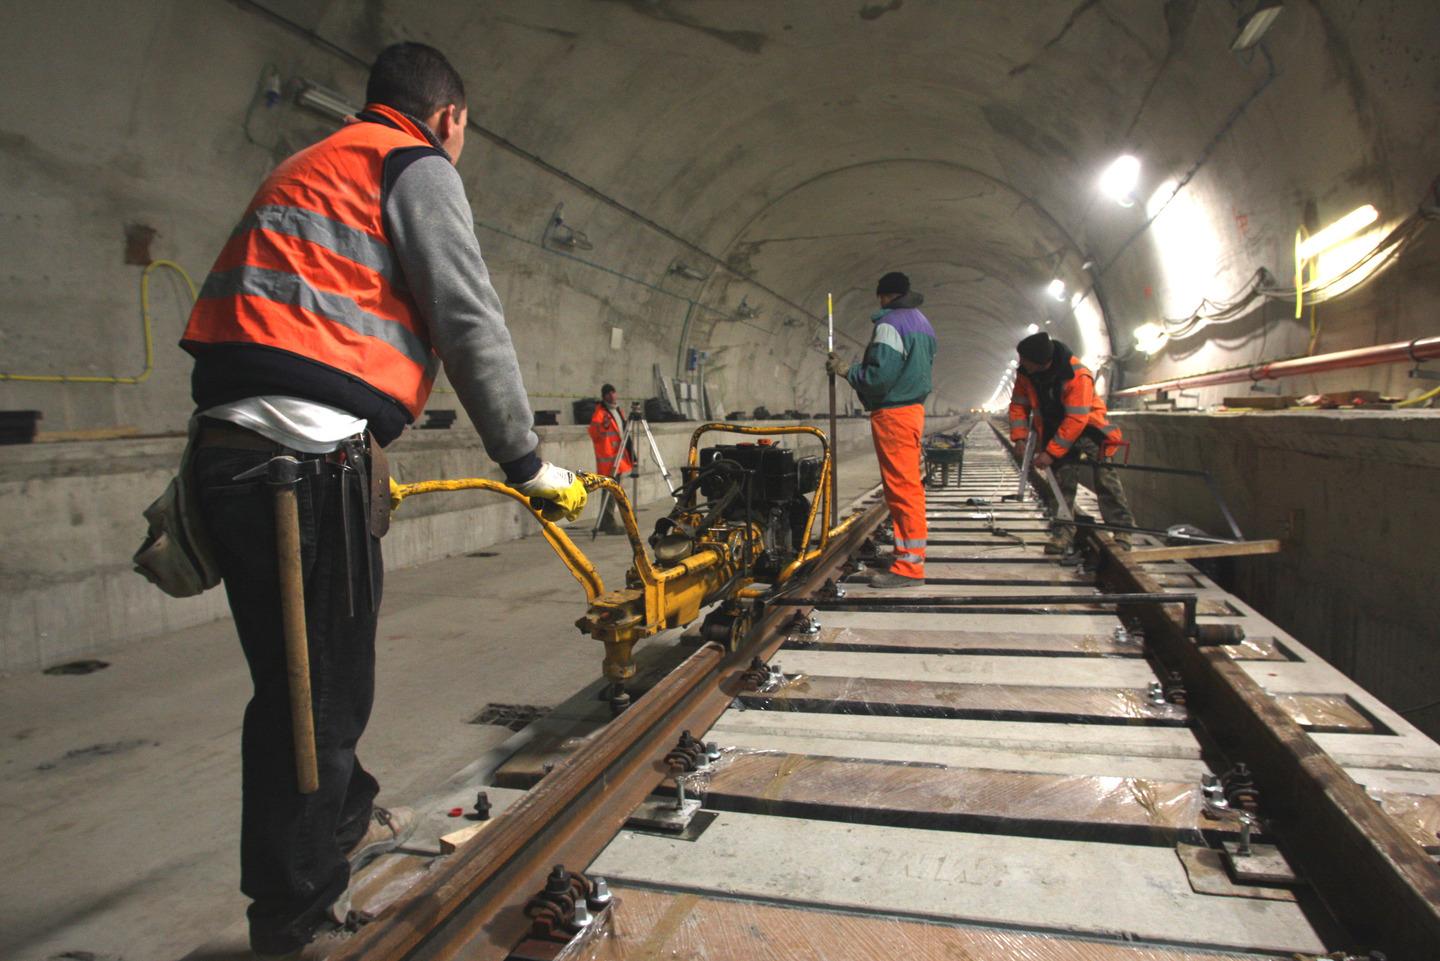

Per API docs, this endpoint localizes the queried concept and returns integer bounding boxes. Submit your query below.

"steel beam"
[1094,539,1440,957]
[329,498,888,961]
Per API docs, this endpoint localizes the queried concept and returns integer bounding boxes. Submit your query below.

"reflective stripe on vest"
[181,103,438,419]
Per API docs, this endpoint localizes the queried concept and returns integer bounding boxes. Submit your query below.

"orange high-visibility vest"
[1009,354,1122,459]
[588,403,635,476]
[181,103,439,420]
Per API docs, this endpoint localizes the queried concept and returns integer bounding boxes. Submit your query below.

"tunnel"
[1,2,1438,959]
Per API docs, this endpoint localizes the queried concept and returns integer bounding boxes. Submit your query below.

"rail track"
[333,421,1440,961]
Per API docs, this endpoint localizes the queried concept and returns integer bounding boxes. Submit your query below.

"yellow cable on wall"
[1396,384,1440,408]
[0,259,197,384]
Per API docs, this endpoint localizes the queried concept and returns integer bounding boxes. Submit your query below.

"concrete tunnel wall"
[0,5,1436,721]
[1111,411,1440,741]
[5,2,1433,432]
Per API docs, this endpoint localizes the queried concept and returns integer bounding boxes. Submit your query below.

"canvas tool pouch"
[132,417,221,597]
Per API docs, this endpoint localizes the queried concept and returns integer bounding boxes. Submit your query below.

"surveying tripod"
[591,402,676,539]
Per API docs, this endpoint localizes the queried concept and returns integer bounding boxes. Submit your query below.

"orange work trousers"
[870,404,927,579]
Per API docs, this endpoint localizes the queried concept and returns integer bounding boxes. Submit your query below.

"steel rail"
[985,415,1440,954]
[330,497,889,961]
[1094,538,1440,957]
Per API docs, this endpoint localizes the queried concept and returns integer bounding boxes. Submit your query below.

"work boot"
[345,806,416,868]
[1043,539,1072,555]
[869,570,924,589]
[1059,549,1085,567]
[1113,534,1132,551]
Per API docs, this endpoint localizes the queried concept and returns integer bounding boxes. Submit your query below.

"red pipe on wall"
[1114,336,1440,396]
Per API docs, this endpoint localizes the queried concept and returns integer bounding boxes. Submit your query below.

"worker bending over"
[828,271,937,588]
[587,383,635,534]
[180,43,586,957]
[1009,332,1134,560]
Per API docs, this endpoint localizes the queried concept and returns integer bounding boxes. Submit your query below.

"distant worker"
[588,383,636,534]
[828,271,937,588]
[1009,331,1135,560]
[180,43,587,957]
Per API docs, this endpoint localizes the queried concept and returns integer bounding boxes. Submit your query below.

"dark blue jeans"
[194,443,383,954]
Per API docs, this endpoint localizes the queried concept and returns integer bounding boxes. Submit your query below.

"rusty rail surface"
[1094,539,1440,959]
[330,496,889,961]
[984,415,1440,957]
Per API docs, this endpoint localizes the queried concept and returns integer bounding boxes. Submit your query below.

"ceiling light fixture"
[1232,1,1283,51]
[1046,278,1067,301]
[545,203,592,251]
[1025,322,1040,334]
[1099,154,1142,207]
[1296,203,1379,260]
[295,81,361,122]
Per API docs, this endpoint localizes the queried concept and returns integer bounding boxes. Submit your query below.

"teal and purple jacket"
[846,291,937,411]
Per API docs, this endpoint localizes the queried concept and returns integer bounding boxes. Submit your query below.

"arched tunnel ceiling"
[283,0,1408,407]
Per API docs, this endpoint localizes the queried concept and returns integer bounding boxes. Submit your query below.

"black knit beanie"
[876,271,910,296]
[1016,332,1054,364]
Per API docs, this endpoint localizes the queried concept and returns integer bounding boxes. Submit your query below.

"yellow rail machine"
[389,423,861,711]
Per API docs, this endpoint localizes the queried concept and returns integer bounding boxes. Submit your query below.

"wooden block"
[1222,396,1295,410]
[1127,539,1282,562]
[439,819,493,854]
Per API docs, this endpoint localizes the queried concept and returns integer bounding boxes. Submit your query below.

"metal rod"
[776,592,1192,607]
[1056,519,1239,544]
[1113,334,1440,396]
[1071,455,1245,541]
[1014,415,1037,501]
[328,495,890,961]
[827,291,838,529]
[1093,534,1440,956]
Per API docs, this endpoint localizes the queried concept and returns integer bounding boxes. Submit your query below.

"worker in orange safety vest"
[1009,331,1135,561]
[179,43,588,956]
[588,384,636,533]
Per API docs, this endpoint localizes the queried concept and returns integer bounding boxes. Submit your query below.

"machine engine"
[651,441,822,579]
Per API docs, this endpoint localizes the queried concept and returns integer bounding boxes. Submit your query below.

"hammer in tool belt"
[235,454,323,794]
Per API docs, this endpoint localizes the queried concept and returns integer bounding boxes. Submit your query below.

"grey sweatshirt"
[384,154,539,474]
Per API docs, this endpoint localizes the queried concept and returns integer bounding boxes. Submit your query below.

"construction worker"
[180,43,587,957]
[587,383,635,534]
[1009,331,1135,561]
[828,271,937,588]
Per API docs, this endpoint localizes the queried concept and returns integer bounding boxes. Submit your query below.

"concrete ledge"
[1109,409,1440,741]
[0,415,957,672]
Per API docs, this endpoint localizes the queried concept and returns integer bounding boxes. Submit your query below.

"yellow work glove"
[825,351,848,377]
[516,462,588,522]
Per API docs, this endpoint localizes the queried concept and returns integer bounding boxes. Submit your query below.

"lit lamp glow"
[1133,322,1168,355]
[1295,203,1380,323]
[1099,155,1141,207]
[1296,204,1378,261]
[1046,278,1066,301]
[1232,1,1283,51]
